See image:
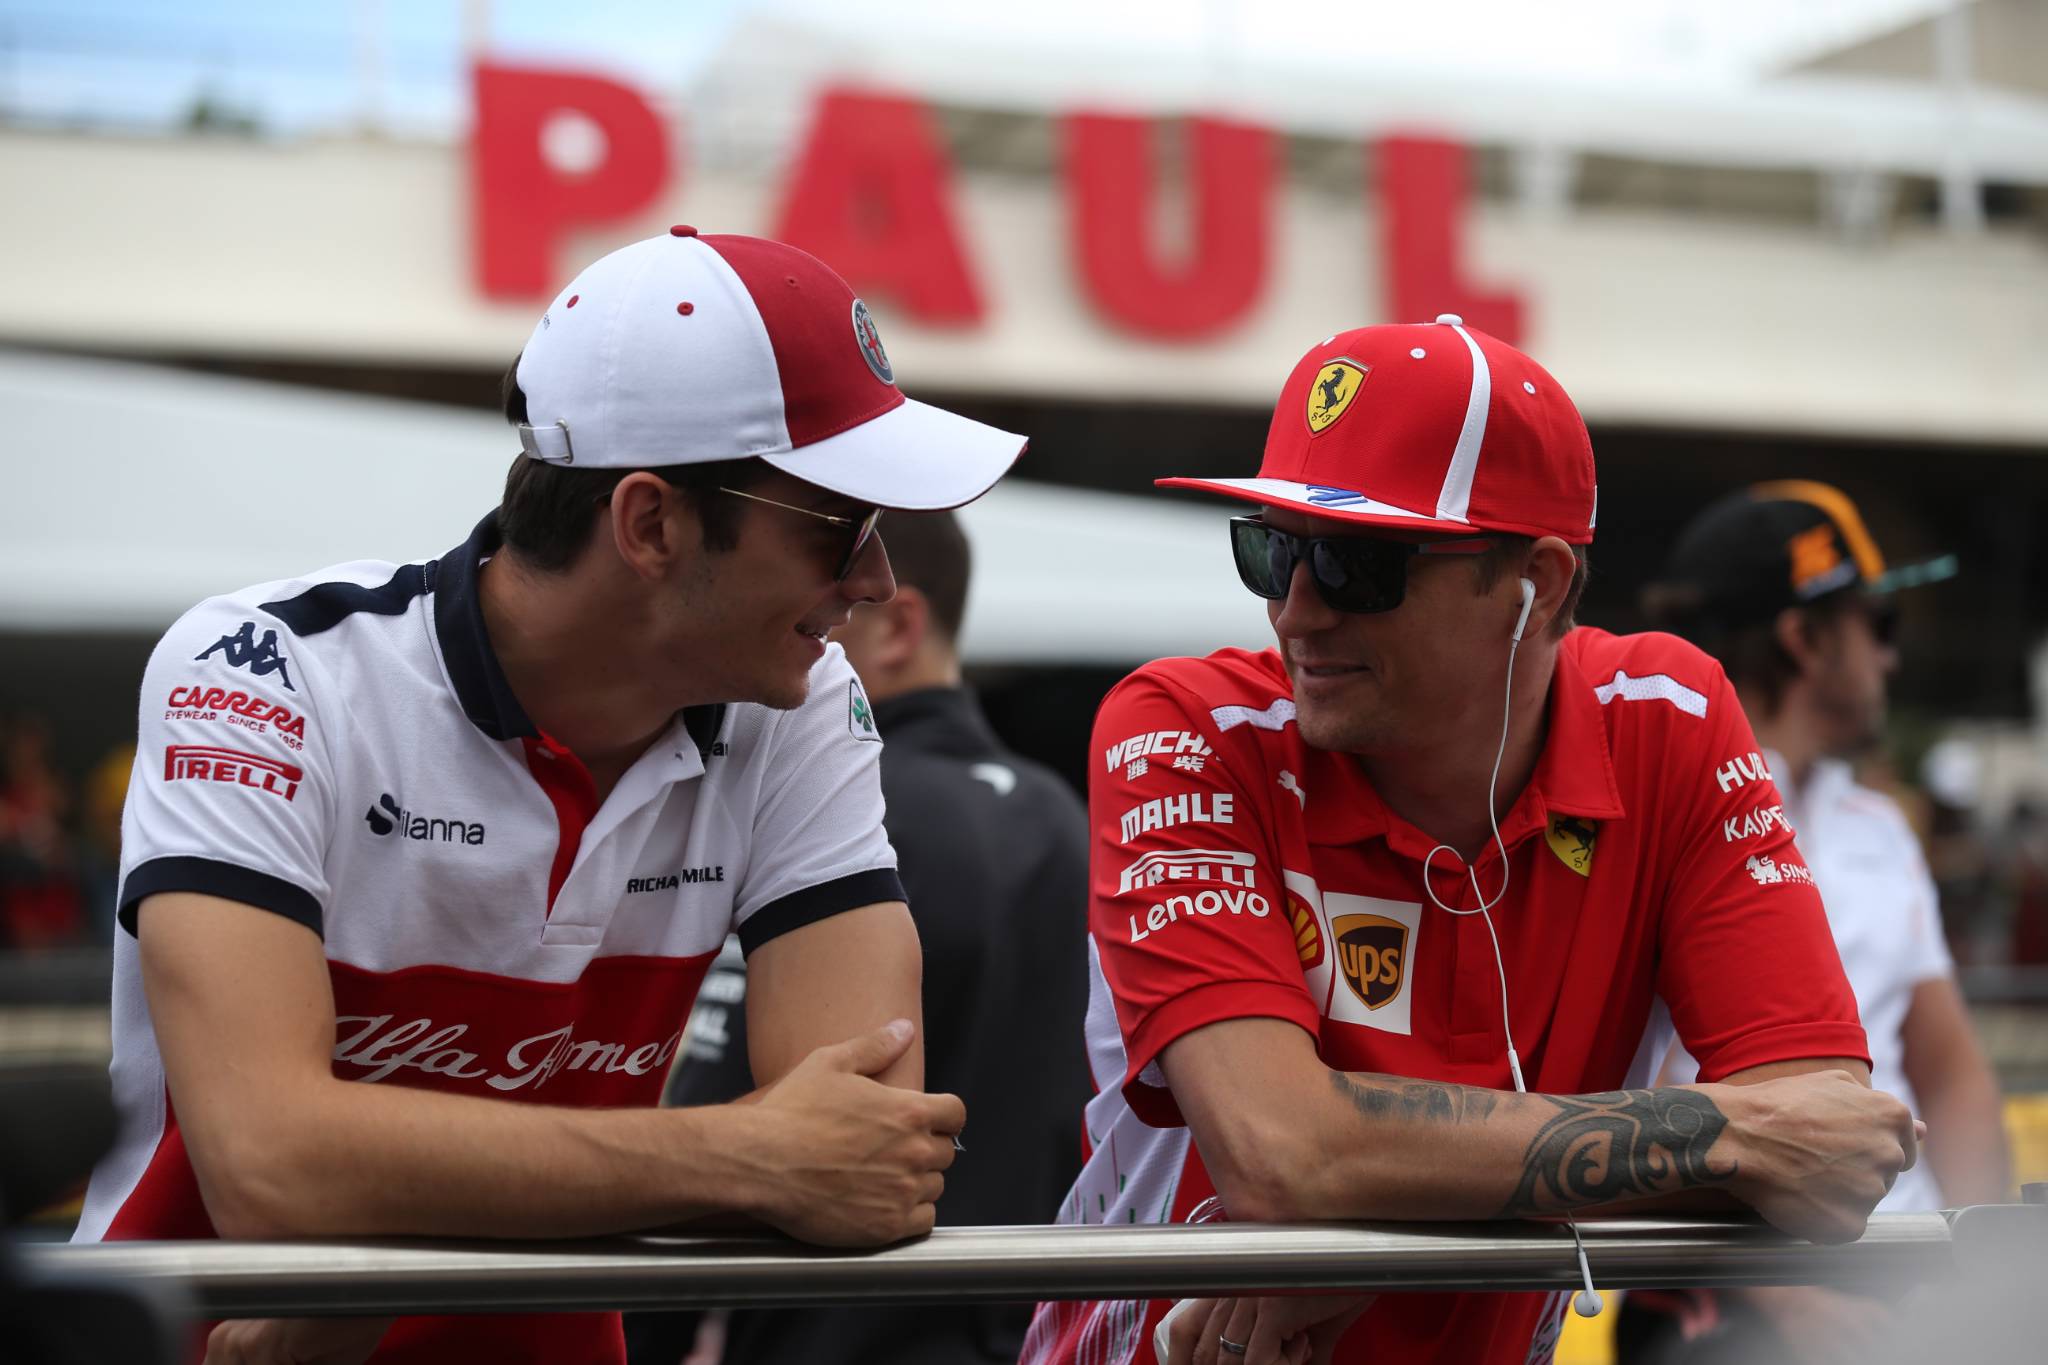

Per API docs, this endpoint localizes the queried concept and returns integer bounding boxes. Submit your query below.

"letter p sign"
[472,62,672,298]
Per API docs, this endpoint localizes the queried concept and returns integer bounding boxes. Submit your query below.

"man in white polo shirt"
[73,228,1025,1365]
[1624,481,2009,1364]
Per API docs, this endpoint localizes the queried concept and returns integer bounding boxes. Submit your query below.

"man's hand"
[741,1018,965,1246]
[1161,1294,1372,1365]
[1714,1069,1923,1243]
[203,1316,391,1365]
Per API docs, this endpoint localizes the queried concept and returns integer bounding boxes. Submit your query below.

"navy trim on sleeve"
[261,561,432,638]
[738,867,906,957]
[118,856,324,939]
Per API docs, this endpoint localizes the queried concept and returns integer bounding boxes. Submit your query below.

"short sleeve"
[732,648,902,956]
[1088,670,1320,1127]
[1657,666,1869,1080]
[117,597,337,937]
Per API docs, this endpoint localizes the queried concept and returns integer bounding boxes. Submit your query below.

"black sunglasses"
[1229,516,1494,614]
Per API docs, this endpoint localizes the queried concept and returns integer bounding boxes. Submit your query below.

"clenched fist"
[1714,1069,1923,1244]
[737,1019,967,1246]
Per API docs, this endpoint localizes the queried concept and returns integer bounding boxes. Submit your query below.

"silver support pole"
[22,1214,1967,1319]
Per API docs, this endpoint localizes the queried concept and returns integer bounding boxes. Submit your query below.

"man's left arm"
[1900,975,2009,1204]
[745,901,924,1090]
[733,650,925,1092]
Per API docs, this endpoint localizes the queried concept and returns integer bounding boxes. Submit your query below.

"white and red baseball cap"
[1158,315,1596,544]
[514,227,1025,510]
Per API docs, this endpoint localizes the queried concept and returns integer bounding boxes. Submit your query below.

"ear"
[606,472,687,583]
[1522,536,1579,637]
[1772,605,1827,677]
[872,586,930,673]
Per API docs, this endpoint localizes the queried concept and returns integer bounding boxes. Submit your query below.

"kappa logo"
[195,620,296,692]
[1306,359,1367,434]
[1545,814,1597,877]
[848,680,881,742]
[1332,912,1407,1010]
[165,744,302,802]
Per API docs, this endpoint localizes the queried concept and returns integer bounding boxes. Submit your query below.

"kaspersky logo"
[365,793,485,845]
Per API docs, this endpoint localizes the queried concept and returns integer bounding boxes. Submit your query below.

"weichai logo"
[164,745,303,802]
[1332,912,1407,1010]
[365,793,485,845]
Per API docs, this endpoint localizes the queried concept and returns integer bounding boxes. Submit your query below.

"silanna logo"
[365,793,485,846]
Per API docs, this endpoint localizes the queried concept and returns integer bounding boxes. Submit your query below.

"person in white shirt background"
[1624,479,2011,1365]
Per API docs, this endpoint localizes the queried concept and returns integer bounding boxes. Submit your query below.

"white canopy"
[0,349,1271,665]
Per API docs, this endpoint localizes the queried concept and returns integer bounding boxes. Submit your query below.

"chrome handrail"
[18,1212,1986,1318]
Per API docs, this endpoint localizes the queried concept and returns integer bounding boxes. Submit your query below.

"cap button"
[1435,313,1464,326]
[669,224,698,238]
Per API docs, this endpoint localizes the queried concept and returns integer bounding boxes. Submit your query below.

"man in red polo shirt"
[1020,316,1920,1365]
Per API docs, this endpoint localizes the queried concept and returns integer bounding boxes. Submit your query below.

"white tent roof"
[0,349,1270,664]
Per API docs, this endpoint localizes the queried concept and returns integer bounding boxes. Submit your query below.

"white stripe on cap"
[1436,322,1491,524]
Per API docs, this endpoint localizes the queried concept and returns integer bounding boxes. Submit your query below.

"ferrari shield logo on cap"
[1306,360,1367,434]
[851,299,894,384]
[1332,912,1406,1009]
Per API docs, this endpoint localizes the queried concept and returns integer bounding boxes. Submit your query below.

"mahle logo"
[365,793,485,846]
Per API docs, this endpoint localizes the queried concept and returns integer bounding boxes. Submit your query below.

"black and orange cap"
[1648,480,1957,632]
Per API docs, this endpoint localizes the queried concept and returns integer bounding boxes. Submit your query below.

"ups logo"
[1333,912,1406,1010]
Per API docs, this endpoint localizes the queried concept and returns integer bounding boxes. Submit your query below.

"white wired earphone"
[1418,576,1603,1319]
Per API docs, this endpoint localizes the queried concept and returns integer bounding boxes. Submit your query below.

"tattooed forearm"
[1500,1088,1736,1217]
[1329,1070,1501,1126]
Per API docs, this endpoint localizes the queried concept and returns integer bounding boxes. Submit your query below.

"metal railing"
[23,1208,2044,1319]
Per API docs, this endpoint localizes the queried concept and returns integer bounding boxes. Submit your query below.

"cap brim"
[762,398,1026,511]
[1154,476,1479,536]
[1871,554,1959,595]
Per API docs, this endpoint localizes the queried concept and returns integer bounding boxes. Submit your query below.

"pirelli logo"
[164,744,303,803]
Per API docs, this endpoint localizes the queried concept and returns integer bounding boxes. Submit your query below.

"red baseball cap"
[1157,314,1596,544]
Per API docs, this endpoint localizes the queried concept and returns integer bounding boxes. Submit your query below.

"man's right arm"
[140,892,957,1243]
[1162,1016,1916,1243]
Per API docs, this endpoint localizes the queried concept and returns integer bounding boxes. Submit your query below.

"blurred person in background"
[1023,319,1922,1365]
[0,716,86,950]
[1621,481,2010,1365]
[72,743,134,949]
[628,509,1090,1365]
[68,229,1024,1365]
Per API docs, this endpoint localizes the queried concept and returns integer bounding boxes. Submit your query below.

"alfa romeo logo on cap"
[1307,359,1367,434]
[851,300,894,384]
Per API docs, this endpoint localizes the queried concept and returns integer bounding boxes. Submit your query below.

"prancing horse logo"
[1306,360,1367,434]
